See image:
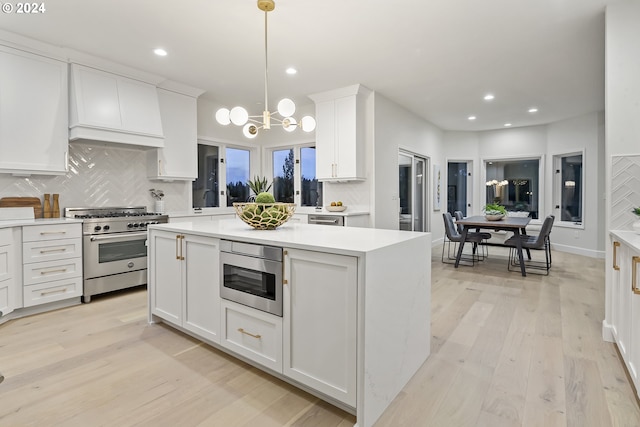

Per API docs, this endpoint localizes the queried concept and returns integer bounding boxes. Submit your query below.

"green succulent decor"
[483,203,507,216]
[632,207,640,217]
[247,176,272,196]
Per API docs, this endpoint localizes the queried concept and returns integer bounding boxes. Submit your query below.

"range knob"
[127,223,134,229]
[103,225,110,231]
[94,225,102,232]
[132,223,139,228]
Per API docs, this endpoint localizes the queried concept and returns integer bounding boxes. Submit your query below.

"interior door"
[447,161,472,216]
[399,151,428,232]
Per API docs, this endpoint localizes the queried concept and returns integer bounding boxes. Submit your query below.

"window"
[269,145,321,207]
[554,152,583,225]
[484,158,540,219]
[193,144,251,208]
[225,147,250,206]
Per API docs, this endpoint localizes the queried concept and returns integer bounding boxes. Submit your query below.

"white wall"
[372,93,445,236]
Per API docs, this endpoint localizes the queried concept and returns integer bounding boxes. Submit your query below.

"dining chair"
[454,211,491,259]
[441,212,485,265]
[504,215,555,275]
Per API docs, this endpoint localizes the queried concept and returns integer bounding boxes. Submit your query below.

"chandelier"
[215,0,316,139]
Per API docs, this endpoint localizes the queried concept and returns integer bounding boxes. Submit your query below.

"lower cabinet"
[611,236,640,396]
[0,228,16,317]
[220,299,282,372]
[283,248,357,407]
[149,230,220,343]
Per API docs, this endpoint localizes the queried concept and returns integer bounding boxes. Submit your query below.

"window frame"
[552,150,585,229]
[264,142,320,208]
[481,154,545,221]
[192,138,259,211]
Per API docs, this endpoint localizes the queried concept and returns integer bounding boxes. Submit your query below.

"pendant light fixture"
[215,0,316,139]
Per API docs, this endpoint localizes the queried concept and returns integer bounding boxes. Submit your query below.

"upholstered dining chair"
[454,211,491,259]
[504,214,555,275]
[442,212,485,265]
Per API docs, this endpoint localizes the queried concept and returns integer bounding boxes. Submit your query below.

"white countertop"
[168,207,369,218]
[149,218,427,256]
[0,217,83,228]
[611,230,640,251]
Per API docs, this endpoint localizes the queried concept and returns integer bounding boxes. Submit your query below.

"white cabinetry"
[0,46,68,175]
[147,89,198,180]
[69,64,164,148]
[21,223,82,307]
[310,84,370,181]
[0,228,16,318]
[220,299,282,372]
[283,248,357,407]
[610,235,640,397]
[149,230,220,343]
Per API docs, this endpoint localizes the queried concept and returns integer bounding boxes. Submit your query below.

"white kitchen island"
[147,219,431,427]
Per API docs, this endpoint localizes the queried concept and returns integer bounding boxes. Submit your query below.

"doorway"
[399,151,428,232]
[447,161,472,216]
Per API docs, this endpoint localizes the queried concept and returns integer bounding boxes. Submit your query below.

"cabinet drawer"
[22,223,82,242]
[23,258,82,286]
[23,238,82,263]
[23,276,82,307]
[220,300,282,373]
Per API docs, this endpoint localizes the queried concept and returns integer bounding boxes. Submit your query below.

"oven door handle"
[89,231,148,241]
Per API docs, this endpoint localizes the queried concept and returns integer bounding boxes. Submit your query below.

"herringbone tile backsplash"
[0,142,189,214]
[612,155,640,230]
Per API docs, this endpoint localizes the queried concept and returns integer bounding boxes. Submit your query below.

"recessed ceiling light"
[484,94,495,101]
[153,48,168,57]
[528,107,538,113]
[286,67,297,75]
[468,115,477,120]
[504,123,512,127]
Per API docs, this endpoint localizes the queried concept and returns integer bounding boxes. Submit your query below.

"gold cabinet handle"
[613,241,621,271]
[41,287,67,296]
[40,248,66,254]
[40,268,67,275]
[179,235,185,260]
[40,231,67,235]
[175,235,180,260]
[237,328,261,339]
[633,256,640,295]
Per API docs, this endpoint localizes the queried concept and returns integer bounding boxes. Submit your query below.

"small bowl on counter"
[326,205,347,212]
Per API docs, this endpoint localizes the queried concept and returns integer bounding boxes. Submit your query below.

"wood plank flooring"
[1,246,639,426]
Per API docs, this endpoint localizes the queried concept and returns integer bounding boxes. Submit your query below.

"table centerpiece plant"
[234,177,295,230]
[483,203,507,221]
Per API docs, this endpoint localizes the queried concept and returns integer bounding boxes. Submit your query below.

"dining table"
[454,215,532,276]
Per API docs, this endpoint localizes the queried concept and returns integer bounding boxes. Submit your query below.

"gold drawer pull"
[40,268,67,275]
[237,328,261,339]
[40,231,67,235]
[633,256,640,295]
[40,248,66,254]
[613,241,621,270]
[40,287,67,296]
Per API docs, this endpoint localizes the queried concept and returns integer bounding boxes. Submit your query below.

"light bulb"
[282,117,297,132]
[230,106,249,126]
[242,123,258,139]
[301,116,316,132]
[277,98,296,117]
[215,108,231,125]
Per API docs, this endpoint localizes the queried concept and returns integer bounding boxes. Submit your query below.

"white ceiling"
[0,0,609,131]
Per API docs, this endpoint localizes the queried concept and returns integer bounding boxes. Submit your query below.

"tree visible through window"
[226,147,250,206]
[273,149,294,203]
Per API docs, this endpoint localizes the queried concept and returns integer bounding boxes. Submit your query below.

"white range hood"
[68,63,164,148]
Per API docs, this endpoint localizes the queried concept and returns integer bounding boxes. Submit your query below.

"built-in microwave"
[219,240,283,317]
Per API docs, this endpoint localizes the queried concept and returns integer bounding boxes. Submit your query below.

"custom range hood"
[68,63,164,148]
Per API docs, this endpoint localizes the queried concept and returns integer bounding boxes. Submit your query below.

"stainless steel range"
[64,206,169,302]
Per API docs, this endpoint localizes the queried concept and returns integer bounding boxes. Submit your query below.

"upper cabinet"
[147,88,198,181]
[0,46,68,175]
[309,84,371,182]
[69,64,164,148]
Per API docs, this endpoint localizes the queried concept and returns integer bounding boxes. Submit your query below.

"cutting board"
[0,197,43,218]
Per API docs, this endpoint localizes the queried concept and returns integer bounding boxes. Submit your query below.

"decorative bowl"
[485,213,505,221]
[326,205,346,212]
[233,203,296,230]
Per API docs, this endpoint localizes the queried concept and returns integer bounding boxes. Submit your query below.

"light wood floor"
[1,246,639,426]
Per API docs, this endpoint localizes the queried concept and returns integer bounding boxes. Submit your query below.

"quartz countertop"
[611,230,640,251]
[149,218,427,256]
[0,217,83,229]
